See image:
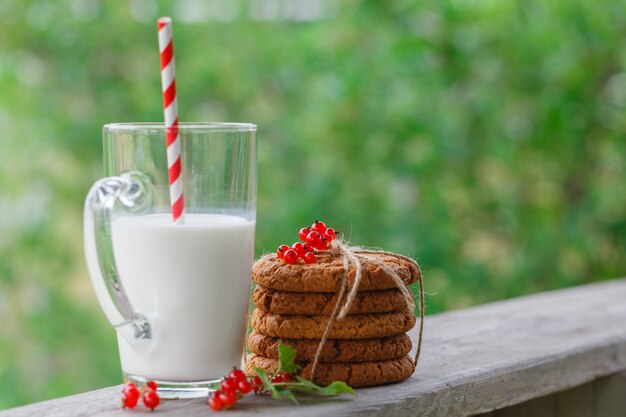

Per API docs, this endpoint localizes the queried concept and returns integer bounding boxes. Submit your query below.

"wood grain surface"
[2,278,626,417]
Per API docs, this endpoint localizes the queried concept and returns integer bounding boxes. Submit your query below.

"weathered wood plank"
[2,278,626,417]
[495,394,554,417]
[475,383,596,417]
[555,382,594,417]
[594,371,626,417]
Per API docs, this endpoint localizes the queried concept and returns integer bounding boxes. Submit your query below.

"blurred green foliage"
[1,0,625,409]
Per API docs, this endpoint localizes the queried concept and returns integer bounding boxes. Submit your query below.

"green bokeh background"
[1,0,625,409]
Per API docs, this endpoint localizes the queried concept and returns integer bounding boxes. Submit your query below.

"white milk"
[96,213,254,381]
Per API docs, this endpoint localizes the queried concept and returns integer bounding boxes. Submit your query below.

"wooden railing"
[2,278,625,417]
[477,372,626,417]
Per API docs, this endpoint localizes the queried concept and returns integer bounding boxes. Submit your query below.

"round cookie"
[251,309,416,339]
[247,332,412,363]
[253,286,409,315]
[253,251,420,293]
[246,354,415,388]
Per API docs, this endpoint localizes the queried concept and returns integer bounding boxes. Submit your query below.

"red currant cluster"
[276,221,337,265]
[121,381,160,411]
[268,371,294,384]
[209,368,295,411]
[208,368,252,411]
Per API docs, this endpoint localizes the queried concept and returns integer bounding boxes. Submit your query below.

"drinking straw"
[157,17,184,223]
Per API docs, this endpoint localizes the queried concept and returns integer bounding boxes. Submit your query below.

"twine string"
[309,239,425,382]
[308,250,349,380]
[335,240,364,318]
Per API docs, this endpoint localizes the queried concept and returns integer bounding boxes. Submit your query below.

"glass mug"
[84,123,256,397]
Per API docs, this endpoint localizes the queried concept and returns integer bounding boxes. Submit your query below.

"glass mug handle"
[84,171,153,343]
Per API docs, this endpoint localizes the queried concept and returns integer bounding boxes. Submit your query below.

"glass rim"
[104,122,257,133]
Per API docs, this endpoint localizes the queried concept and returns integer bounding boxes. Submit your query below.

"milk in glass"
[88,213,255,381]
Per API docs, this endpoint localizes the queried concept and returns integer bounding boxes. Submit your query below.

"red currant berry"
[278,371,292,382]
[218,390,237,407]
[310,236,328,251]
[303,251,317,264]
[276,244,289,259]
[122,392,139,409]
[271,374,284,383]
[283,249,299,264]
[304,244,314,253]
[146,380,158,391]
[292,242,306,257]
[228,368,247,382]
[298,227,311,242]
[142,389,160,410]
[305,231,323,248]
[271,371,291,384]
[221,377,237,393]
[209,393,223,411]
[251,376,263,392]
[123,383,141,401]
[311,221,327,234]
[237,379,252,394]
[325,228,336,241]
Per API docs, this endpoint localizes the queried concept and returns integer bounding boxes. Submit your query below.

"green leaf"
[289,377,356,396]
[316,381,356,396]
[254,367,299,404]
[280,387,299,405]
[254,368,278,398]
[252,343,354,405]
[277,342,301,374]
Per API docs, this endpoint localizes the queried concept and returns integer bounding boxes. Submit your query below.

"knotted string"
[309,239,425,381]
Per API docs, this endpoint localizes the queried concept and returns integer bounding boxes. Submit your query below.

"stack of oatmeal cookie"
[246,250,420,388]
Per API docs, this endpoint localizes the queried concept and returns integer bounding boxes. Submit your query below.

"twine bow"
[309,239,425,381]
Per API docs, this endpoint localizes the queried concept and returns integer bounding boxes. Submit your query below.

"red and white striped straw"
[157,17,184,223]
